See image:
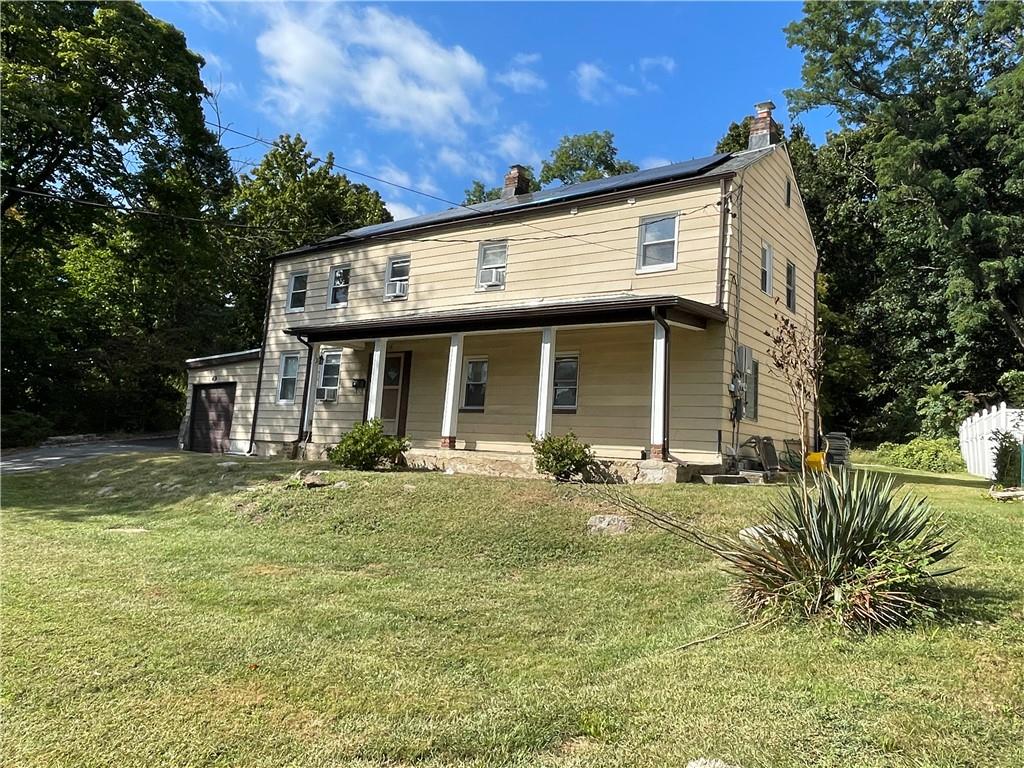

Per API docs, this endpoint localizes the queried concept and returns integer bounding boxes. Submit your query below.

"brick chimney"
[501,164,531,199]
[748,101,781,150]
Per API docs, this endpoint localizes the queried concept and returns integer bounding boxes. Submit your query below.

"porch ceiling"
[285,294,727,343]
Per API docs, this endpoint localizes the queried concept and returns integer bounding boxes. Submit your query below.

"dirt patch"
[558,736,598,755]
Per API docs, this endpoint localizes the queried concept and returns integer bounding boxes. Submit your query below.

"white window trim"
[635,212,679,275]
[286,272,309,313]
[760,241,774,295]
[785,260,797,313]
[460,356,488,411]
[383,255,411,301]
[326,265,351,308]
[277,353,300,404]
[316,350,343,401]
[552,352,580,412]
[476,240,509,292]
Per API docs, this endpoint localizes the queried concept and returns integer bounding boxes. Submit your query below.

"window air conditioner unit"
[385,280,408,298]
[315,387,337,402]
[479,268,505,287]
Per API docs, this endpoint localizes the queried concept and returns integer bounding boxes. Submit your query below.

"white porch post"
[535,327,557,438]
[302,344,319,436]
[650,321,669,460]
[440,333,464,448]
[366,338,388,421]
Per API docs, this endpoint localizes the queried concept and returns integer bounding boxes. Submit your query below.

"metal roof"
[278,147,774,258]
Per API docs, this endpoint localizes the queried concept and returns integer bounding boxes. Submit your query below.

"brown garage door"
[189,383,237,453]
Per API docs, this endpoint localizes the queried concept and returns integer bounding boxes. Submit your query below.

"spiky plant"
[706,469,957,630]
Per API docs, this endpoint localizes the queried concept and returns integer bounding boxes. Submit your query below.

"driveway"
[1,438,179,474]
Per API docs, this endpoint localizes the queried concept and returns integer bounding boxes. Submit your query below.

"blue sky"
[145,1,838,220]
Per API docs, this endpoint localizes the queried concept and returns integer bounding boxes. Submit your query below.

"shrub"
[327,419,409,471]
[705,469,957,631]
[991,430,1021,488]
[873,437,965,473]
[998,370,1024,406]
[915,384,971,439]
[530,431,596,481]
[1,411,54,448]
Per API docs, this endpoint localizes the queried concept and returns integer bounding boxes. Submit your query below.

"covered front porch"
[288,295,729,470]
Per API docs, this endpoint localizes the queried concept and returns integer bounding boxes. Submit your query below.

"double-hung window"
[477,241,508,290]
[760,242,774,294]
[327,266,351,307]
[278,354,300,403]
[553,355,579,412]
[636,213,678,273]
[384,256,410,300]
[461,358,488,411]
[315,351,342,402]
[785,261,797,312]
[287,273,308,312]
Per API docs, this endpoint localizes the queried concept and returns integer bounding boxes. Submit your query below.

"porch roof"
[284,293,727,343]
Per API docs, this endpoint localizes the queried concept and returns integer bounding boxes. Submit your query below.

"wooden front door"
[189,383,236,453]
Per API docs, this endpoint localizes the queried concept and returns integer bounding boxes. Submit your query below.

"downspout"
[813,264,821,451]
[729,174,746,463]
[716,178,729,308]
[651,307,671,460]
[247,261,276,455]
[294,335,315,458]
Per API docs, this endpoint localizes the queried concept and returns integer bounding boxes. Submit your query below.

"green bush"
[1,411,54,448]
[873,437,966,473]
[327,419,409,471]
[530,430,596,481]
[998,370,1024,406]
[915,384,971,439]
[991,430,1021,488]
[705,468,956,631]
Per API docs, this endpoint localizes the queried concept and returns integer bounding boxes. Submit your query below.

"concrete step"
[700,473,752,485]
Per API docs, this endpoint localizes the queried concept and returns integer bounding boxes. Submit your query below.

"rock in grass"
[332,481,350,490]
[96,486,116,497]
[301,473,330,488]
[217,461,240,469]
[586,514,631,535]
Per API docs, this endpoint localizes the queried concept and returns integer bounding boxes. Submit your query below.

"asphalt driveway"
[1,438,179,474]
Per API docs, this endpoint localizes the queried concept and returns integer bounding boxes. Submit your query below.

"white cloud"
[437,146,496,184]
[572,62,637,104]
[495,52,547,94]
[191,0,230,30]
[639,56,676,74]
[378,163,413,190]
[199,49,241,100]
[491,124,542,169]
[640,156,672,170]
[256,5,488,138]
[386,200,424,221]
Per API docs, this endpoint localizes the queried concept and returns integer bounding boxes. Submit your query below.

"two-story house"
[183,103,818,481]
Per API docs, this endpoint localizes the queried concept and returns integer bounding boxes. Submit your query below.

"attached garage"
[181,349,261,454]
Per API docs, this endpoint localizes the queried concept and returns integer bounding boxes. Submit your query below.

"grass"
[2,453,1022,768]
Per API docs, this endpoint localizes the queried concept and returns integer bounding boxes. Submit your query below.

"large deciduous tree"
[540,130,639,186]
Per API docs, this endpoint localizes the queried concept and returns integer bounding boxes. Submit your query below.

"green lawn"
[2,453,1022,768]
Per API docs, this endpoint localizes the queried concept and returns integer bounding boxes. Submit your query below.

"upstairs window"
[384,256,410,300]
[477,241,508,290]
[786,261,797,312]
[636,213,678,273]
[287,273,308,312]
[462,358,488,411]
[760,242,774,294]
[278,354,299,402]
[315,351,342,402]
[553,355,579,412]
[327,266,351,307]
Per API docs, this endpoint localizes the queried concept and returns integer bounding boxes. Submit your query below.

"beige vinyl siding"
[184,359,260,452]
[307,344,371,446]
[669,322,732,462]
[730,145,818,445]
[252,337,310,444]
[265,183,724,329]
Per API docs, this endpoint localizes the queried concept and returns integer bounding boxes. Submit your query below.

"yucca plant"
[704,468,957,631]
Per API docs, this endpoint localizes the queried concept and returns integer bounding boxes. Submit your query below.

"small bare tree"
[764,299,824,493]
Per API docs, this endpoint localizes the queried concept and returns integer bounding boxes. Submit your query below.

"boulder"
[301,473,330,488]
[586,514,632,535]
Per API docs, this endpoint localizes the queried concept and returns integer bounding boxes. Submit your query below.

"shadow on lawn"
[859,467,991,490]
[941,583,1021,624]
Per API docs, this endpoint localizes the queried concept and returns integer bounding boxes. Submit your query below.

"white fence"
[958,402,1023,479]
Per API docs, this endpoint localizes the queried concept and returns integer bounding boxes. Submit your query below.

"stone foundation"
[249,441,721,484]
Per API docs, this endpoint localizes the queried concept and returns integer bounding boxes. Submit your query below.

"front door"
[380,353,406,435]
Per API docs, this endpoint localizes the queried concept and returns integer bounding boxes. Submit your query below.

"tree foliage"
[540,131,639,186]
